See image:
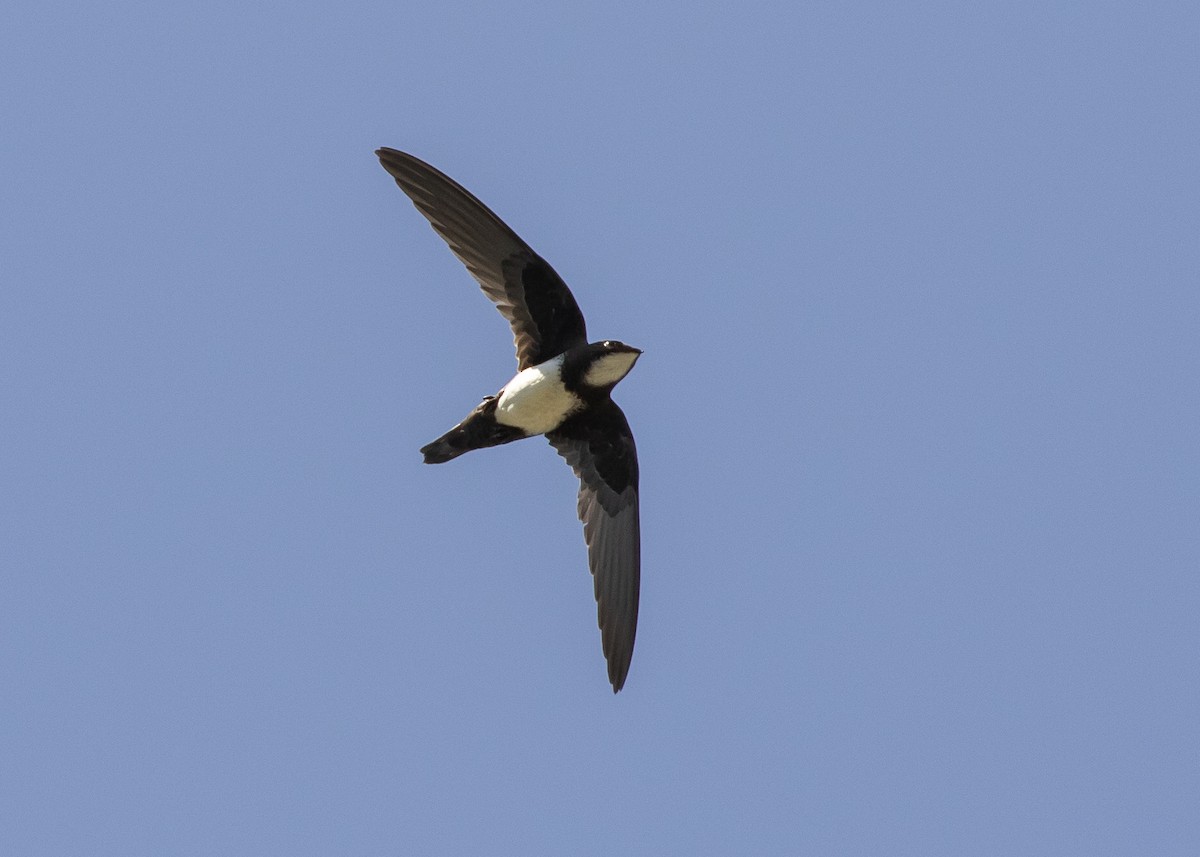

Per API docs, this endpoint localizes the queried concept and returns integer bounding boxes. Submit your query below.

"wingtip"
[376,147,408,168]
[608,663,630,693]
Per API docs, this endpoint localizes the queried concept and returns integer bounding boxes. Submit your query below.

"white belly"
[495,356,580,435]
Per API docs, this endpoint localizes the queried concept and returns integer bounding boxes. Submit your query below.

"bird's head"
[580,340,642,390]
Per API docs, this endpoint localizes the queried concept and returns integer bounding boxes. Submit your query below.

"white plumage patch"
[583,351,640,389]
[495,355,581,435]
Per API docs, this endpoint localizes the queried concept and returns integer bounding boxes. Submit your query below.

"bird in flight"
[376,148,642,692]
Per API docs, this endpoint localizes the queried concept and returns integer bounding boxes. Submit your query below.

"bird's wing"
[377,148,588,369]
[546,401,640,692]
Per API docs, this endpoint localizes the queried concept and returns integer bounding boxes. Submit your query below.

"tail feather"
[420,437,469,464]
[421,396,527,464]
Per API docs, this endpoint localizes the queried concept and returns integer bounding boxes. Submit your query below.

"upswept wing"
[377,148,588,369]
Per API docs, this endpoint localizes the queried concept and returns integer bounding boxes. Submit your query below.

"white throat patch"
[583,351,639,388]
[495,355,581,435]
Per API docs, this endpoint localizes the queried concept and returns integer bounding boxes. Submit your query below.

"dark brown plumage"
[378,148,641,692]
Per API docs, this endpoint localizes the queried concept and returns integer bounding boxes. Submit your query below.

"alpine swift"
[376,148,642,692]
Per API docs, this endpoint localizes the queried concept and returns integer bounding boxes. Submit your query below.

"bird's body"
[377,148,643,692]
[496,353,580,436]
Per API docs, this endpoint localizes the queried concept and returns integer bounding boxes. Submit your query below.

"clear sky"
[3,2,1197,854]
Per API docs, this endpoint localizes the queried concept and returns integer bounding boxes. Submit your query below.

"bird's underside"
[377,147,641,692]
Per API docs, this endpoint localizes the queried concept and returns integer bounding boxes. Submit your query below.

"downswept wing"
[547,402,640,692]
[376,148,588,369]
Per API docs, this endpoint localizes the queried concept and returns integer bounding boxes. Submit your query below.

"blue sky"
[3,1,1197,854]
